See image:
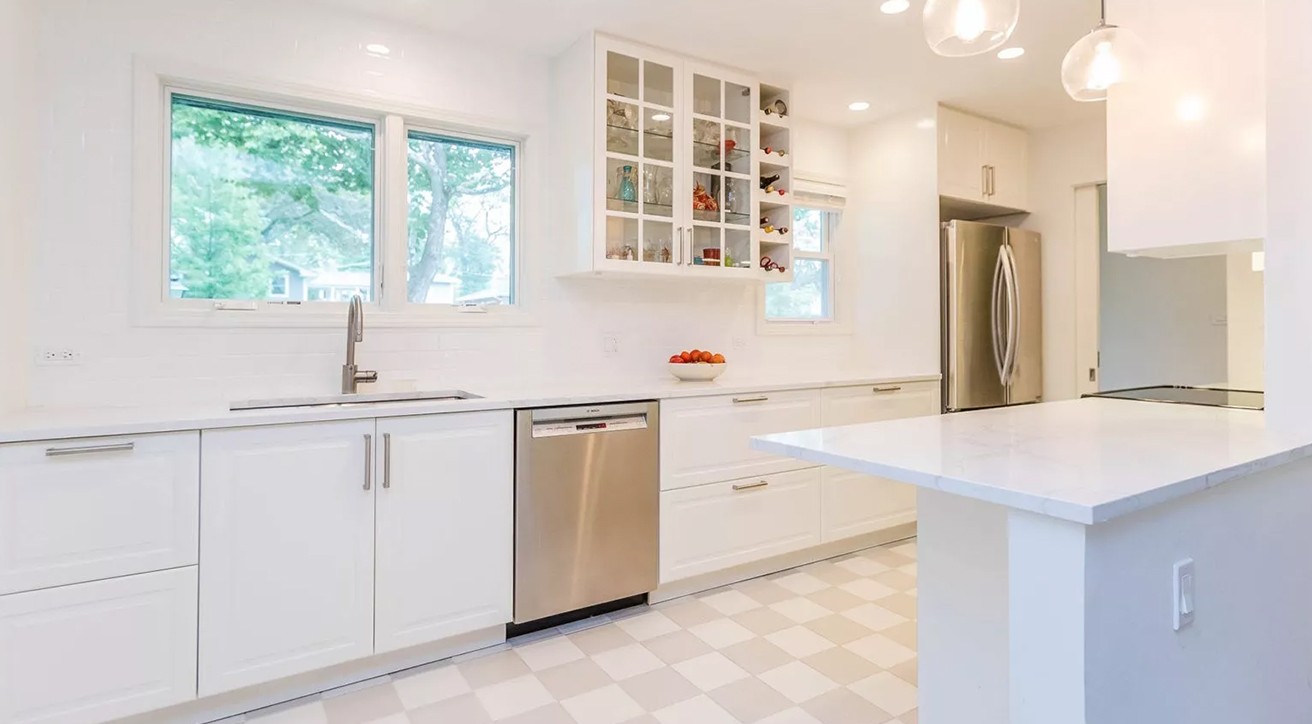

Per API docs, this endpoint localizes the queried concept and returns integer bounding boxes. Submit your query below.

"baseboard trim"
[650,523,917,603]
[115,626,506,724]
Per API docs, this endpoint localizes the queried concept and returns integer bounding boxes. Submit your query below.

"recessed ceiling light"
[1176,95,1206,122]
[651,113,671,122]
[916,118,936,129]
[848,101,871,112]
[364,43,391,56]
[879,0,910,14]
[997,47,1025,60]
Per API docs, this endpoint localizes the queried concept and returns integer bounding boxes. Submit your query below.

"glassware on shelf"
[643,166,658,204]
[616,165,637,203]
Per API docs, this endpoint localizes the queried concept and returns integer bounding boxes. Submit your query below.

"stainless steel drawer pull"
[45,442,135,457]
[363,434,373,491]
[382,433,392,489]
[732,480,770,492]
[872,386,903,394]
[732,396,770,404]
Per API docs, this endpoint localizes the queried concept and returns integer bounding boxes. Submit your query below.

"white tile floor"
[238,539,918,724]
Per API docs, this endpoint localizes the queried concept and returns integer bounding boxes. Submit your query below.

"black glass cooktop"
[1084,385,1264,410]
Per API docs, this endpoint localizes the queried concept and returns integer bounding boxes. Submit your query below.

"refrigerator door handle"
[1002,244,1021,386]
[991,249,1007,386]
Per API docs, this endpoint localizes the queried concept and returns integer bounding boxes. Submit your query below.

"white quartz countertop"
[751,397,1312,524]
[0,372,938,444]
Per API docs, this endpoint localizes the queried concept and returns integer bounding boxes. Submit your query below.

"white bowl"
[669,363,726,381]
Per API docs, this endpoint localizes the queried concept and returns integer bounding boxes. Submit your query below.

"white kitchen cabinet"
[0,432,199,596]
[660,468,821,584]
[374,411,513,654]
[819,382,938,542]
[819,380,940,427]
[660,389,821,491]
[198,420,376,696]
[821,468,918,542]
[552,34,764,280]
[0,567,197,724]
[937,105,1029,213]
[1106,0,1264,258]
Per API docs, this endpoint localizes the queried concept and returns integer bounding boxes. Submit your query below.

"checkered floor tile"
[238,539,919,724]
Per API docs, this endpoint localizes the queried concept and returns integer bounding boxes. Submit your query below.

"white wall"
[1099,188,1230,390]
[1084,457,1312,722]
[1226,255,1264,390]
[0,0,34,413]
[1264,0,1310,427]
[1016,115,1107,402]
[791,118,849,184]
[846,108,942,380]
[20,0,895,410]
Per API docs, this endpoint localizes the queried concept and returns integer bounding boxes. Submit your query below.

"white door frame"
[1073,183,1103,396]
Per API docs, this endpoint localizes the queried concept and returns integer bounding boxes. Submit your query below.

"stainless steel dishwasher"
[513,401,659,625]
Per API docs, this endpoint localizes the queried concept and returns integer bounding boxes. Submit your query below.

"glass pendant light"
[1061,0,1145,101]
[923,0,1020,57]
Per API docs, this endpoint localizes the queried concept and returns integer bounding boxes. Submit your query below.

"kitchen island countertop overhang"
[751,397,1312,524]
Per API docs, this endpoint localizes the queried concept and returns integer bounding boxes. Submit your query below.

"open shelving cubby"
[755,82,794,282]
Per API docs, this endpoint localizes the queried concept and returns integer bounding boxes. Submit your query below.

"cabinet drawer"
[660,390,821,491]
[820,381,940,427]
[0,432,200,595]
[821,468,917,543]
[660,469,821,584]
[0,567,198,724]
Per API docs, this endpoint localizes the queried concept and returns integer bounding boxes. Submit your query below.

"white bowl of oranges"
[668,349,727,381]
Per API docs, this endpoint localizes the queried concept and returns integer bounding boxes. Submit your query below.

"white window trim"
[131,56,535,329]
[758,202,852,336]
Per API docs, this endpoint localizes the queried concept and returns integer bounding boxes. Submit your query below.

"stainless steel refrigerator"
[941,220,1043,412]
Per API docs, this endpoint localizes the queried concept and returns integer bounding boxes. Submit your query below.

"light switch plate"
[1173,558,1195,631]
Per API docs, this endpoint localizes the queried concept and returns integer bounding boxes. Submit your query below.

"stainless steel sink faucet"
[342,295,378,394]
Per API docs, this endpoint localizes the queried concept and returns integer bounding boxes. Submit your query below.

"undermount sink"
[230,390,483,412]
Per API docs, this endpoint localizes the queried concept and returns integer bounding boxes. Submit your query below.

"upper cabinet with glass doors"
[551,34,761,279]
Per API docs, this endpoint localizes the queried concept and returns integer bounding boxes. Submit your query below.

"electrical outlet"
[36,347,83,366]
[732,336,748,350]
[602,335,620,356]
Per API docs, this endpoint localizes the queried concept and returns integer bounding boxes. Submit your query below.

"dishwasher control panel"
[531,415,648,438]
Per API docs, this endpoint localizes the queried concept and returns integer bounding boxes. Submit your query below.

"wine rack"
[756,82,794,282]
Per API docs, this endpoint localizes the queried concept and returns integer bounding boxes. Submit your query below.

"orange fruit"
[711,353,726,363]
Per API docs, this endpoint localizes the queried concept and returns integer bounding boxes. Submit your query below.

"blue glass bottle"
[618,165,637,203]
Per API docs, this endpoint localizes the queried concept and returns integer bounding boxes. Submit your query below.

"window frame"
[760,204,848,333]
[131,58,532,328]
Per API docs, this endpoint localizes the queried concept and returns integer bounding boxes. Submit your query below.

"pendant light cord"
[1100,0,1106,23]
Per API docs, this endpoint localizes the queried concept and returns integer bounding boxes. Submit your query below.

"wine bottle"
[759,174,780,190]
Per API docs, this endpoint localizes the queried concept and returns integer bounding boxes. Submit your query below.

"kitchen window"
[764,206,840,322]
[407,132,517,305]
[168,94,377,304]
[139,68,526,325]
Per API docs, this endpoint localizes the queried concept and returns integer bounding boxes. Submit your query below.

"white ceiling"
[318,0,1104,129]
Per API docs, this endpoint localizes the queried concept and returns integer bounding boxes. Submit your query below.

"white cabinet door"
[660,468,821,583]
[985,121,1028,211]
[821,468,918,542]
[0,567,197,724]
[374,412,513,654]
[660,390,821,491]
[937,106,987,202]
[819,382,937,542]
[0,432,199,595]
[198,420,376,696]
[820,381,940,427]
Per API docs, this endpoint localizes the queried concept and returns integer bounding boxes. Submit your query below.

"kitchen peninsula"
[753,398,1312,724]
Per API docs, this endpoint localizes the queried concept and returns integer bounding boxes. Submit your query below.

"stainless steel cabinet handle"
[45,442,135,457]
[988,165,996,196]
[732,480,770,492]
[382,433,392,489]
[363,434,373,491]
[872,386,903,394]
[732,395,770,404]
[677,227,685,265]
[982,165,988,196]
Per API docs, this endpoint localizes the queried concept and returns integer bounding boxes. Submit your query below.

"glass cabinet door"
[688,71,753,271]
[603,50,679,268]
